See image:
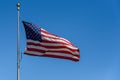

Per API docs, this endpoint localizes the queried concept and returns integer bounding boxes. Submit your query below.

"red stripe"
[42,39,69,45]
[27,42,79,52]
[41,34,59,39]
[43,54,79,62]
[24,52,40,56]
[24,52,79,62]
[47,50,80,57]
[41,31,72,43]
[27,46,79,57]
[41,29,58,37]
[41,29,72,44]
[27,48,46,53]
[41,34,72,45]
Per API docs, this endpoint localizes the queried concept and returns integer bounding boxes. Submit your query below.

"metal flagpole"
[16,3,21,80]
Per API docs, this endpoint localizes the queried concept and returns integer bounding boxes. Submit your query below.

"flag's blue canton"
[23,21,42,42]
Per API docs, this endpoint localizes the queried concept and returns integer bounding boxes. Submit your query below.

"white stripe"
[25,51,79,60]
[41,42,78,50]
[41,28,71,43]
[41,28,47,32]
[25,51,44,55]
[27,45,46,51]
[27,40,78,50]
[59,37,71,44]
[72,56,79,60]
[27,45,79,55]
[45,52,79,60]
[41,31,71,44]
[41,32,59,39]
[42,37,70,45]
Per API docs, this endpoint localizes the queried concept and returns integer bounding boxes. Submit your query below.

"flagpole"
[16,3,21,80]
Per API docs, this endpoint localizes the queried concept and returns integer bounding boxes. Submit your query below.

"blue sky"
[0,0,120,80]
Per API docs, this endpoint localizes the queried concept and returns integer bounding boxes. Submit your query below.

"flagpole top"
[16,3,20,7]
[16,3,20,10]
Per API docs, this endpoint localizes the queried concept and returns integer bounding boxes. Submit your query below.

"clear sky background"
[0,0,120,80]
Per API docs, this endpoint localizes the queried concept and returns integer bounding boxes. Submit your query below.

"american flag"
[22,21,80,62]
